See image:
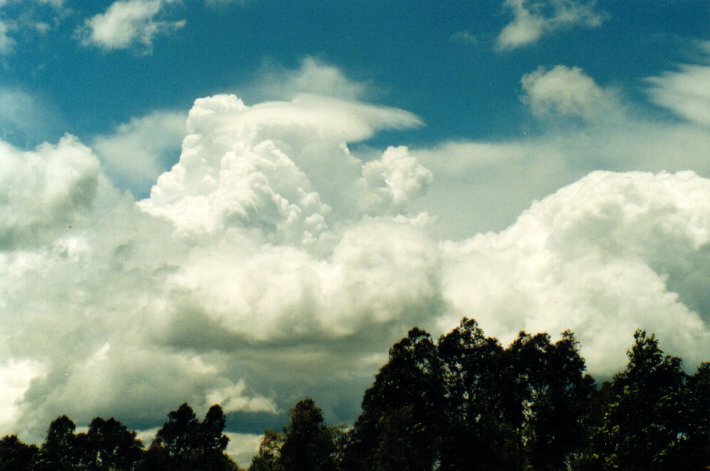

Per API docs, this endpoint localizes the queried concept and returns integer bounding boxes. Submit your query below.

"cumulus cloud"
[0,135,101,249]
[1,59,709,457]
[78,0,185,51]
[440,170,710,375]
[497,0,605,50]
[139,94,423,239]
[521,65,609,120]
[646,43,710,128]
[92,110,186,194]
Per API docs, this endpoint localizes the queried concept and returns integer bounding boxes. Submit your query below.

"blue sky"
[3,1,707,145]
[1,0,709,464]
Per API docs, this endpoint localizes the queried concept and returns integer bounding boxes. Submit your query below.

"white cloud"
[0,360,45,432]
[1,59,709,445]
[0,135,101,249]
[92,110,186,193]
[440,170,710,375]
[206,380,277,414]
[521,65,609,120]
[79,0,185,51]
[248,57,370,101]
[139,94,422,239]
[646,44,710,128]
[497,0,605,50]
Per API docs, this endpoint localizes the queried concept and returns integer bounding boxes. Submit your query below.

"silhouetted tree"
[249,430,284,471]
[680,362,710,469]
[517,331,595,470]
[591,330,691,470]
[344,327,443,471]
[280,397,335,471]
[0,435,38,470]
[76,417,143,470]
[141,403,239,470]
[437,318,508,470]
[34,415,78,470]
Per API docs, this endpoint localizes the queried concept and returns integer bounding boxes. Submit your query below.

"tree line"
[1,318,708,470]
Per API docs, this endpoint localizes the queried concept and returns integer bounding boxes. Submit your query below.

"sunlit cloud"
[497,0,605,50]
[78,0,185,52]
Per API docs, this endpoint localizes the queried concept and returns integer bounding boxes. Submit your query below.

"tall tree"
[34,415,78,470]
[198,405,238,470]
[280,397,335,471]
[344,327,443,471]
[591,330,690,470]
[141,403,238,471]
[437,318,508,470]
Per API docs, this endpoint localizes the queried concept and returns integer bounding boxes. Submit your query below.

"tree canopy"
[1,319,707,471]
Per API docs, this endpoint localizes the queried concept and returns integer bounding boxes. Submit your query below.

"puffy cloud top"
[1,86,709,452]
[140,94,424,241]
[0,135,100,248]
[521,65,607,120]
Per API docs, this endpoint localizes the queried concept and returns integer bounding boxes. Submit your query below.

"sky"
[1,0,709,464]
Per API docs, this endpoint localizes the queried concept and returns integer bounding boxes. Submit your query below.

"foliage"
[0,320,707,471]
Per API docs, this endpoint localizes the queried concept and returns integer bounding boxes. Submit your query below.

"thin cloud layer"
[0,0,66,55]
[79,0,185,51]
[92,110,186,194]
[497,0,605,50]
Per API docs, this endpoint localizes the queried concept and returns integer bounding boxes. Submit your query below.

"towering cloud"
[0,64,708,459]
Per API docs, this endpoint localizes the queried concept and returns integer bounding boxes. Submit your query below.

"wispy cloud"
[497,0,605,51]
[0,0,67,55]
[78,0,185,52]
[92,110,186,195]
[450,30,478,45]
[646,42,710,128]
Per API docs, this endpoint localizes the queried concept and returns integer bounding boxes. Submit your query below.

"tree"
[0,435,38,470]
[140,403,239,471]
[679,362,710,470]
[280,397,335,471]
[592,330,691,470]
[249,430,284,471]
[437,318,508,470]
[504,331,595,470]
[199,405,239,470]
[344,328,443,471]
[76,417,143,470]
[34,415,78,470]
